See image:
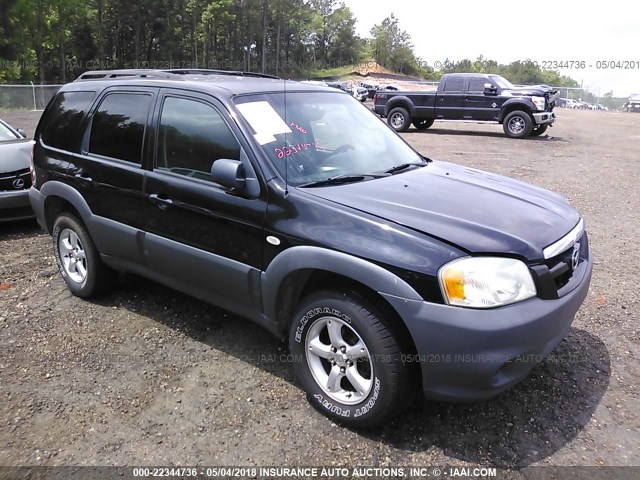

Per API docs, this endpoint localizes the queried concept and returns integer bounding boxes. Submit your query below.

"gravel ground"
[0,107,638,469]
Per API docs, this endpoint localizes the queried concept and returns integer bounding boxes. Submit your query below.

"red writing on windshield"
[274,143,327,159]
[290,122,308,134]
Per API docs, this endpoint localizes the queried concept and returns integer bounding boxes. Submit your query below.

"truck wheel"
[52,213,117,298]
[413,119,434,131]
[530,125,548,136]
[289,290,411,428]
[387,107,412,132]
[503,110,533,138]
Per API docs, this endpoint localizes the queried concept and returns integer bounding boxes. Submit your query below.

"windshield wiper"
[298,173,388,188]
[384,161,428,175]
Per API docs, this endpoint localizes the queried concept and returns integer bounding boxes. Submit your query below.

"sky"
[341,0,640,97]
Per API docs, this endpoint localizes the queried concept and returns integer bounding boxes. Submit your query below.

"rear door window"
[88,92,152,164]
[443,77,464,93]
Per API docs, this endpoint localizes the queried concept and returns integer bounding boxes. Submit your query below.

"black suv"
[30,69,592,427]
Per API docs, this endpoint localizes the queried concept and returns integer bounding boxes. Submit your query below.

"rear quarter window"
[41,91,96,151]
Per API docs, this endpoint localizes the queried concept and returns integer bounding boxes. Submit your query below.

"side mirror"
[483,83,498,95]
[211,159,246,190]
[16,128,27,138]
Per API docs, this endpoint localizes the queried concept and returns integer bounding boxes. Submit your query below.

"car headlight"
[438,257,537,308]
[531,96,546,111]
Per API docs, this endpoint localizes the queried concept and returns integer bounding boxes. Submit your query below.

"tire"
[413,119,434,131]
[503,110,533,138]
[387,107,412,132]
[530,125,548,136]
[52,213,117,298]
[289,290,411,428]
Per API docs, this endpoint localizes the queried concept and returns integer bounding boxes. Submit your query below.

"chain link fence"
[0,82,586,110]
[0,84,63,111]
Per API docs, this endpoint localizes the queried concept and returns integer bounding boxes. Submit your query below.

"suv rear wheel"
[52,213,116,298]
[289,290,411,427]
[503,110,533,138]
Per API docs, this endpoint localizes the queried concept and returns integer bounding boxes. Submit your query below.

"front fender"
[261,246,422,323]
[499,99,535,122]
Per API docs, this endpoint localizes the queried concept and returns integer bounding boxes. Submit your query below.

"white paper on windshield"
[253,132,277,145]
[236,101,292,145]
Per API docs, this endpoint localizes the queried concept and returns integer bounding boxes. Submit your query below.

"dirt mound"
[351,62,393,76]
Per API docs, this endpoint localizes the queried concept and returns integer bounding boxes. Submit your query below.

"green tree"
[370,14,418,75]
[326,5,361,66]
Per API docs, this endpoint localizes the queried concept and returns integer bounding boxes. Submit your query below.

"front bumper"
[0,189,34,222]
[533,111,556,125]
[381,247,593,402]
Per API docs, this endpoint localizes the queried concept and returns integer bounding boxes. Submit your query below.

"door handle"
[149,193,174,209]
[74,173,93,186]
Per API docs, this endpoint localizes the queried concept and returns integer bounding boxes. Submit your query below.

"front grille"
[544,247,577,291]
[530,232,589,299]
[0,168,31,191]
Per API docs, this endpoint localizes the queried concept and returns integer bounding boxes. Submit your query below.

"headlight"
[439,257,537,309]
[531,96,546,111]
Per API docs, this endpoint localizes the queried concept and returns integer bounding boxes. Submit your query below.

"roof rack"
[75,69,183,82]
[75,68,281,82]
[161,69,280,79]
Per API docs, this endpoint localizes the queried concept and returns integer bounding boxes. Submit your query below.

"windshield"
[234,92,423,187]
[0,122,19,141]
[491,76,514,90]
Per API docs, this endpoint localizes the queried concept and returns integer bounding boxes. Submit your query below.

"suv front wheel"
[53,213,116,298]
[289,290,411,427]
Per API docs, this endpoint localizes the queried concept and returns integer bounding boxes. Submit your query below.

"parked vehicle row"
[28,68,591,428]
[556,98,608,111]
[0,118,34,222]
[306,79,404,103]
[623,94,640,112]
[325,81,369,102]
[373,73,559,138]
[359,81,400,99]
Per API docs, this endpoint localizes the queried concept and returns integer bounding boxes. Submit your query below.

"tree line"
[0,0,597,95]
[1,0,365,82]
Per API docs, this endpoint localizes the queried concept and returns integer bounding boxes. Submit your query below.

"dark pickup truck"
[374,73,560,138]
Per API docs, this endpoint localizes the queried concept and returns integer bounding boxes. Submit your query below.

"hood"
[0,139,33,172]
[302,161,580,261]
[504,85,560,102]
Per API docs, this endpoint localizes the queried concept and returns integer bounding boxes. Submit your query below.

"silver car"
[0,119,34,222]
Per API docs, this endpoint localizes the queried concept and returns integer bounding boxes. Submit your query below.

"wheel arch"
[40,181,93,233]
[498,101,534,123]
[262,247,422,357]
[385,97,415,117]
